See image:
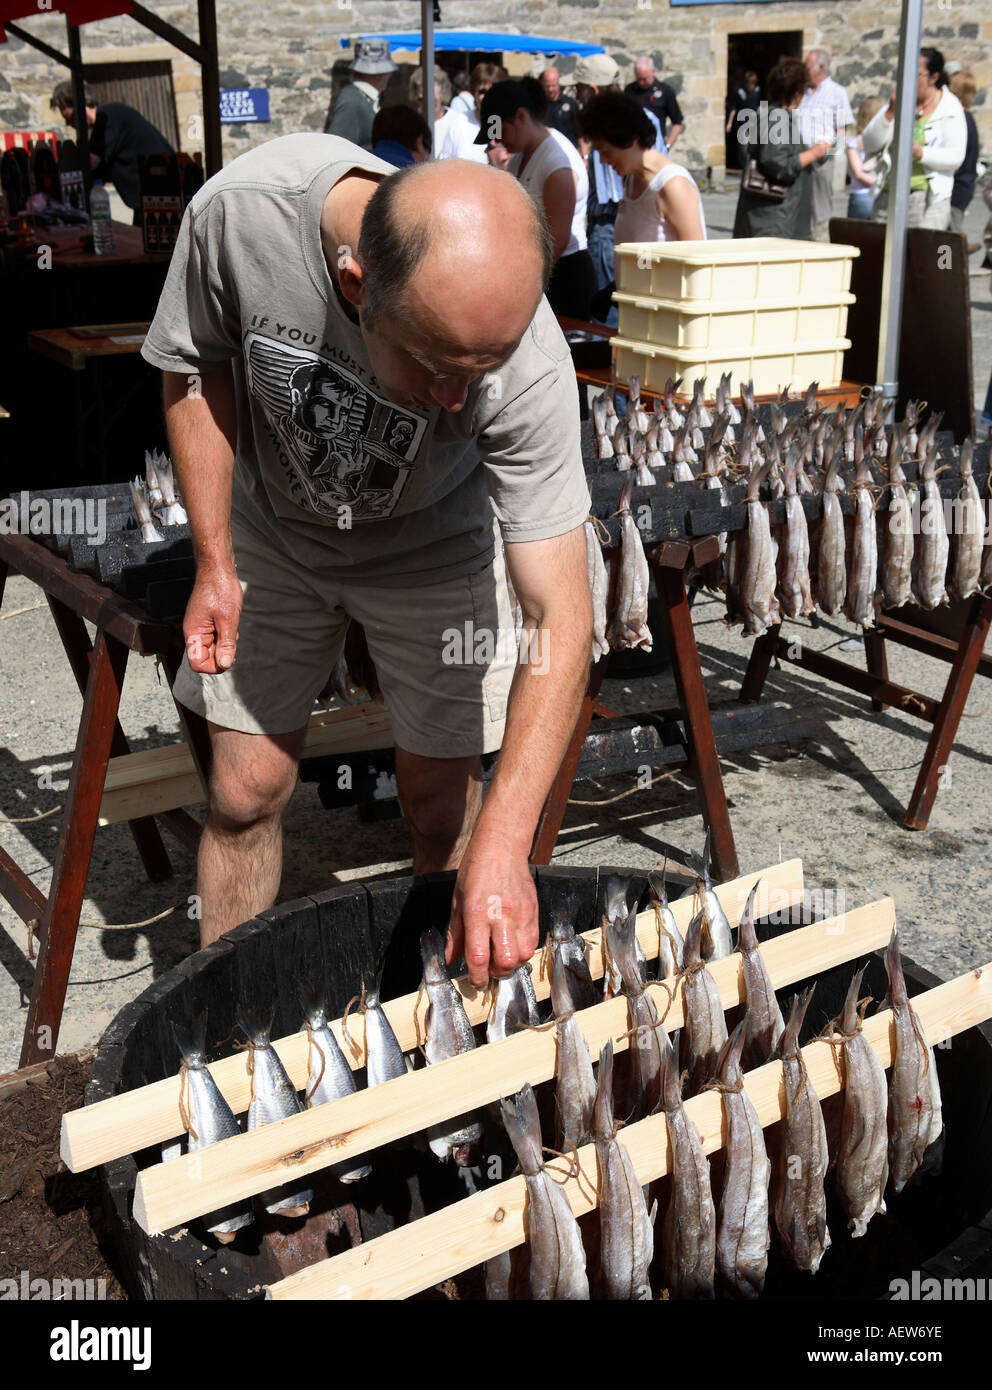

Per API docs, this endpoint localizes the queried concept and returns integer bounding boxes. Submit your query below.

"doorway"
[725,30,802,169]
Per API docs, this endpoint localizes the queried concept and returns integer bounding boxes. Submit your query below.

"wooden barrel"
[89,868,992,1299]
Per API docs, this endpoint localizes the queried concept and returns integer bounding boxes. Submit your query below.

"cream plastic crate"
[611,334,851,397]
[614,291,855,353]
[614,237,859,303]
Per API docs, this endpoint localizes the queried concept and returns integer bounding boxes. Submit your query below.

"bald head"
[634,57,655,88]
[358,160,550,336]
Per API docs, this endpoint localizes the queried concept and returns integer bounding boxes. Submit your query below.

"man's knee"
[207,730,302,831]
[397,755,482,846]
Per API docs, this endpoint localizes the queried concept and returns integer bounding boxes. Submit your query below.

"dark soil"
[0,1052,125,1299]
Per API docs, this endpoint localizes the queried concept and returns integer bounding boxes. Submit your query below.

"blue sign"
[219,88,271,124]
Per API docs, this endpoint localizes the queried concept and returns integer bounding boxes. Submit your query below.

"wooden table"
[27,322,150,372]
[0,533,210,1068]
[33,222,168,269]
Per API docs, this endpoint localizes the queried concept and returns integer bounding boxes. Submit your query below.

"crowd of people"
[325,38,986,308]
[326,43,700,321]
[732,46,982,242]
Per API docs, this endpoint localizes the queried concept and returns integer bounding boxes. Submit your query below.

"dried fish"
[884,931,943,1193]
[740,459,781,636]
[695,830,734,961]
[773,988,830,1272]
[844,451,878,628]
[949,439,983,601]
[680,908,728,1096]
[593,1041,654,1299]
[659,1036,716,1299]
[913,445,950,609]
[608,477,653,652]
[736,882,784,1067]
[713,1021,771,1299]
[585,520,611,663]
[611,904,671,1117]
[421,929,483,1164]
[240,1008,314,1216]
[501,1084,589,1300]
[833,966,889,1236]
[129,477,162,544]
[551,952,597,1150]
[817,449,847,617]
[881,429,916,610]
[777,457,815,619]
[547,908,597,1014]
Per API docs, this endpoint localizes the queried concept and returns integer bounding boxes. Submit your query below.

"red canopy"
[0,1,131,21]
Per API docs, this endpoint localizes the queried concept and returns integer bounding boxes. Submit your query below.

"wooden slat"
[61,859,803,1173]
[133,888,888,1238]
[97,704,396,825]
[268,960,992,1300]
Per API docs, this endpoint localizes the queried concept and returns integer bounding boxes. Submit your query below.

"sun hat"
[353,38,397,76]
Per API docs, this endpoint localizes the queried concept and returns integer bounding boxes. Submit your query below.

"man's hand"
[184,560,242,673]
[447,831,539,989]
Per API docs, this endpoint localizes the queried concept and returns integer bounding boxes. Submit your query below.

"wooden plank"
[97,704,396,825]
[268,959,992,1300]
[131,892,886,1236]
[60,858,803,1172]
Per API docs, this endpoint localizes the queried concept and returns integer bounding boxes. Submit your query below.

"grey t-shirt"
[141,134,590,585]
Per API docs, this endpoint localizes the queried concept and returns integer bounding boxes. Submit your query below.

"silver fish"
[487,964,540,1045]
[501,1084,589,1300]
[129,477,162,544]
[302,994,371,1183]
[602,875,647,998]
[547,913,597,1014]
[950,439,983,601]
[695,831,734,961]
[736,882,784,1067]
[551,952,597,1151]
[421,928,483,1164]
[773,988,830,1272]
[884,931,943,1194]
[714,1021,771,1299]
[834,967,889,1237]
[777,458,815,619]
[241,1011,314,1216]
[648,865,684,981]
[156,456,188,527]
[172,1020,253,1241]
[680,908,728,1096]
[362,979,409,1088]
[593,1041,653,1300]
[659,1036,716,1299]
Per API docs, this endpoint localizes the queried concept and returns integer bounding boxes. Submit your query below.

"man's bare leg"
[197,722,307,947]
[394,748,484,872]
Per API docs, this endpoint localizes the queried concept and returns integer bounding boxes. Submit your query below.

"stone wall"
[1,0,988,178]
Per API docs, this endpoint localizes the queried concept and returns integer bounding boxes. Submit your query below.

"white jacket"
[862,86,967,201]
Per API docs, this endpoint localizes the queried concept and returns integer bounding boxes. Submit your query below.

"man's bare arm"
[162,366,242,674]
[447,524,592,986]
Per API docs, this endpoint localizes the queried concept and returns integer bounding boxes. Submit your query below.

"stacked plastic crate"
[611,236,860,398]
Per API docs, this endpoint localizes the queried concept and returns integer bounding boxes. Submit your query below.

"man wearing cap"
[325,39,397,151]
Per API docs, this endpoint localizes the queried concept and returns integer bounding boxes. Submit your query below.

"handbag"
[741,150,789,201]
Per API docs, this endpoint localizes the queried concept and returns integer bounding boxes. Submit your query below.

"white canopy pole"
[420,0,435,146]
[875,0,924,403]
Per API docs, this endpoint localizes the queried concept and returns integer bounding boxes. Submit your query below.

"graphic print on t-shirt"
[244,332,428,520]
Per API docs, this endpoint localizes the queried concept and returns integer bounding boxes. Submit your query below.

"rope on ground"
[78,906,179,931]
[0,804,63,823]
[569,768,683,806]
[0,602,46,620]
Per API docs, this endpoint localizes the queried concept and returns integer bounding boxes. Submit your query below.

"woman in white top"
[862,47,967,230]
[477,77,597,319]
[578,92,706,244]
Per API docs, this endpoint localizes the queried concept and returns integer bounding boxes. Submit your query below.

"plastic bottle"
[89,179,114,255]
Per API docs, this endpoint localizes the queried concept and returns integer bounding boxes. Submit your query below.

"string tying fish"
[304,1023,327,1106]
[701,1073,745,1096]
[341,984,365,1061]
[586,513,611,545]
[177,1060,199,1143]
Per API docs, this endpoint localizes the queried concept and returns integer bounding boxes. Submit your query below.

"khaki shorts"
[172,518,517,758]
